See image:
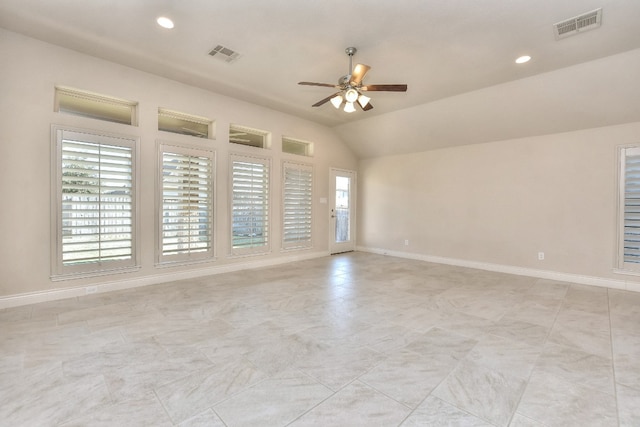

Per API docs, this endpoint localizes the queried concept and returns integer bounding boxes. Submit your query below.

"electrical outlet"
[404,239,409,246]
[538,252,545,261]
[85,286,98,294]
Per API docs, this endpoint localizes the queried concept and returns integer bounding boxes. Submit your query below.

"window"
[158,143,215,264]
[55,86,138,125]
[618,146,640,272]
[52,126,138,277]
[158,108,213,139]
[230,154,270,255]
[282,137,313,157]
[229,124,270,148]
[282,162,313,249]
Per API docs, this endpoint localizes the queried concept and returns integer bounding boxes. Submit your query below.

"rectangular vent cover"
[554,8,602,40]
[208,45,241,63]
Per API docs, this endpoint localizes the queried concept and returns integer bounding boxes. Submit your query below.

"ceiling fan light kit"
[299,47,407,113]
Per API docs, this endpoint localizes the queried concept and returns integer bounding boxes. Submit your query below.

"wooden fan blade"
[357,99,374,111]
[360,84,408,92]
[349,64,371,86]
[299,82,339,88]
[312,92,341,107]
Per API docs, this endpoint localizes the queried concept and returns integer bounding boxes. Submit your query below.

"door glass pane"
[335,176,350,243]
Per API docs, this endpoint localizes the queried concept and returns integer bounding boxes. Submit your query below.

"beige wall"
[0,29,357,300]
[358,122,640,283]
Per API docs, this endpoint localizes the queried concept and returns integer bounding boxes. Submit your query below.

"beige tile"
[63,340,213,402]
[518,371,618,427]
[400,395,494,426]
[3,253,640,425]
[290,380,411,426]
[0,364,111,426]
[178,409,227,427]
[360,349,459,408]
[404,327,478,361]
[295,342,385,391]
[548,308,611,358]
[617,383,640,427]
[486,318,550,347]
[433,359,527,427]
[214,369,332,426]
[509,413,546,426]
[466,334,541,379]
[59,394,172,426]
[535,342,614,394]
[155,358,267,424]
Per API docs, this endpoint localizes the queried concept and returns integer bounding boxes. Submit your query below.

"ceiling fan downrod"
[345,47,357,79]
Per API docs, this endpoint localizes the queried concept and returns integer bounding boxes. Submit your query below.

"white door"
[329,168,356,254]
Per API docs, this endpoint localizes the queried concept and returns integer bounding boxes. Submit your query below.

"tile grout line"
[607,288,621,427]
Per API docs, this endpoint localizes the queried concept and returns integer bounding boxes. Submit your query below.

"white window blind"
[53,127,138,277]
[282,162,313,249]
[619,147,640,270]
[230,154,270,254]
[159,144,215,264]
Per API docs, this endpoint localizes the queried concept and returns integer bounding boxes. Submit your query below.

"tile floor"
[1,252,639,426]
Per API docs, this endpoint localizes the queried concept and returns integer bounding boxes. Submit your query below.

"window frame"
[282,161,313,250]
[156,141,216,266]
[229,152,271,256]
[50,125,140,279]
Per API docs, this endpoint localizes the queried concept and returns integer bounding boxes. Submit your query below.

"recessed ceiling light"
[515,55,531,64]
[157,17,174,29]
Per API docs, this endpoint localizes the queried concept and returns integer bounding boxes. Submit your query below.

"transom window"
[229,124,270,149]
[282,137,313,157]
[55,86,138,126]
[158,108,213,139]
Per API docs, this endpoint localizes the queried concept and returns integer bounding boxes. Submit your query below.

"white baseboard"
[357,246,640,293]
[0,250,330,309]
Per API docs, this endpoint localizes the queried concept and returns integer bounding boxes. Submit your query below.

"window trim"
[50,125,140,280]
[228,152,271,257]
[281,161,313,251]
[155,141,216,267]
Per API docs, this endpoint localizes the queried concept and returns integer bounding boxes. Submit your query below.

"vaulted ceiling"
[2,0,640,157]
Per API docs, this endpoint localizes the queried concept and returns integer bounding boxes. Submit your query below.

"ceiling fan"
[298,47,408,113]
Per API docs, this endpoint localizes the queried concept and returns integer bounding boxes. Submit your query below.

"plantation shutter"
[55,128,137,276]
[230,154,270,254]
[160,144,214,263]
[282,162,313,249]
[622,147,640,267]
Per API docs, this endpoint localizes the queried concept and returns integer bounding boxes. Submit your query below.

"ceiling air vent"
[208,45,241,63]
[554,8,602,40]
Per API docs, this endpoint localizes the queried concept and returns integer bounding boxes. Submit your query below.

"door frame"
[329,168,356,254]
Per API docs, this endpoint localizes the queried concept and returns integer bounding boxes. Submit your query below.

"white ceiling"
[1,0,640,157]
